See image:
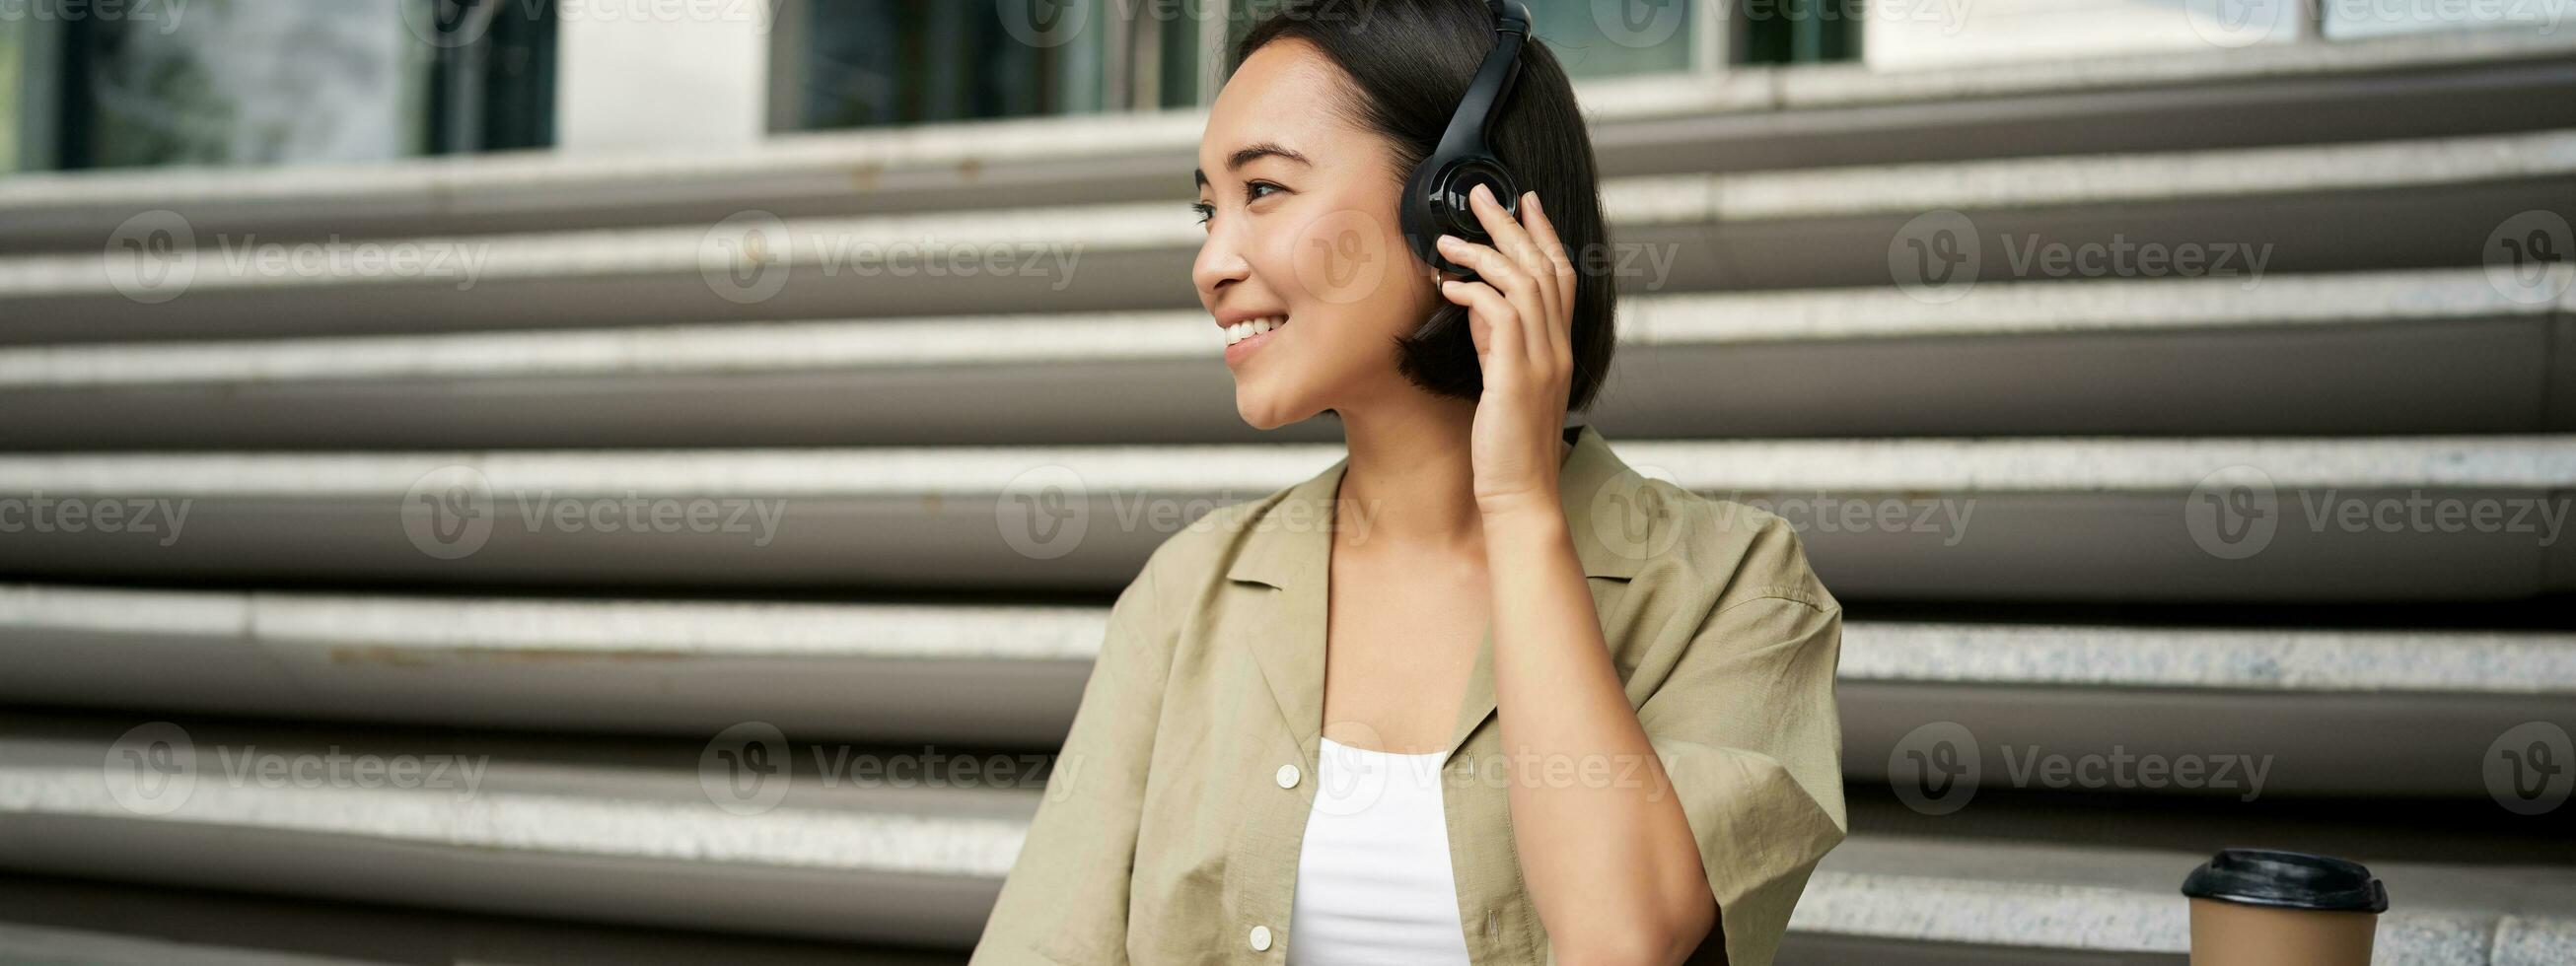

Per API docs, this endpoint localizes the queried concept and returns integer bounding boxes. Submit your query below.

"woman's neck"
[1330,398,1568,556]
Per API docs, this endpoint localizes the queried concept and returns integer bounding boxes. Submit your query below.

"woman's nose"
[1192,230,1251,299]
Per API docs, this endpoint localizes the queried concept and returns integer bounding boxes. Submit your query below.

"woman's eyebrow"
[1193,142,1313,189]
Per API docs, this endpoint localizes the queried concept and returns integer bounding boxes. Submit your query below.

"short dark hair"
[1229,0,1616,413]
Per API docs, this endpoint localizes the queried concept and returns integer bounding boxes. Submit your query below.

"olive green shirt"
[970,424,1847,966]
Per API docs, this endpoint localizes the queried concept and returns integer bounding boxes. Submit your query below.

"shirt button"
[1275,764,1300,789]
[1250,924,1273,951]
[1485,910,1499,935]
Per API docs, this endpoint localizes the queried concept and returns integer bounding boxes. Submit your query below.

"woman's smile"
[1222,313,1290,367]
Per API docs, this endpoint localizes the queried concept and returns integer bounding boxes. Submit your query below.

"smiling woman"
[970,3,1847,966]
[1187,0,1615,429]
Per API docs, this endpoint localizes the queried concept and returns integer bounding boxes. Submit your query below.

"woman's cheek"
[1288,206,1400,308]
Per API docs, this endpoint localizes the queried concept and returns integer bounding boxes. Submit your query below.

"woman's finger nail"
[1436,234,1459,248]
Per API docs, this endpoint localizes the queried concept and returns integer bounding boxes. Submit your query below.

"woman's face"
[1193,39,1443,430]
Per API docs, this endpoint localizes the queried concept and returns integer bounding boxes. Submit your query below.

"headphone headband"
[1432,3,1529,165]
[1398,1,1534,283]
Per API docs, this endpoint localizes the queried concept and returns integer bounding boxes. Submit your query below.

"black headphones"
[1399,0,1532,283]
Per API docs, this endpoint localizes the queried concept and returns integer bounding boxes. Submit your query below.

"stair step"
[0,436,2564,601]
[1,584,2567,795]
[0,873,961,966]
[0,30,2566,253]
[1,268,2565,448]
[3,716,2568,961]
[2,130,2565,342]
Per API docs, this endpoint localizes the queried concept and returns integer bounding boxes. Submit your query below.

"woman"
[970,2,1846,964]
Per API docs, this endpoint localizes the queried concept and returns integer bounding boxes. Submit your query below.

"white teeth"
[1224,316,1286,347]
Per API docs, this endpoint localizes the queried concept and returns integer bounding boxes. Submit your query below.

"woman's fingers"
[1466,183,1560,320]
[1439,235,1553,371]
[1436,233,1530,302]
[1442,278,1521,380]
[1518,190,1578,354]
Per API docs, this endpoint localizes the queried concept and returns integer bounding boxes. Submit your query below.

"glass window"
[1,19,22,171]
[40,0,551,172]
[1223,0,1699,84]
[780,1,1709,130]
[59,0,434,170]
[428,0,557,154]
[1156,0,1213,108]
[1740,0,1861,65]
[784,0,1121,130]
[1526,0,1697,78]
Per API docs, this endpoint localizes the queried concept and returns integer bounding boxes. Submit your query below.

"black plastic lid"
[2181,848,2389,913]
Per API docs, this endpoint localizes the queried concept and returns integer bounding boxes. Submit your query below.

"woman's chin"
[1234,391,1314,431]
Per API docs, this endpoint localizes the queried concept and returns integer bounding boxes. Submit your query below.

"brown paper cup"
[2187,897,2377,966]
[2182,848,2388,966]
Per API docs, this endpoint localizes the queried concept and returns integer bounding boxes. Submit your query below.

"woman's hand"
[1436,181,1580,520]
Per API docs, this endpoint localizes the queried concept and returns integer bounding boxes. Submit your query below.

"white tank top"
[1286,735,1476,965]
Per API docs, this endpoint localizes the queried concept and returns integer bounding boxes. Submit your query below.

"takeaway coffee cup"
[2182,848,2388,966]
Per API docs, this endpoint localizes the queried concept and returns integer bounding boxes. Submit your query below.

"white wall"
[1864,0,2308,71]
[554,0,771,154]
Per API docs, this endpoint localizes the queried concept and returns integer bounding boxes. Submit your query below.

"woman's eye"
[1245,181,1283,204]
[1191,202,1214,227]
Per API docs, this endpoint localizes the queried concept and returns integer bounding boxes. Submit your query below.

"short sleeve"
[968,558,1174,966]
[1636,575,1848,966]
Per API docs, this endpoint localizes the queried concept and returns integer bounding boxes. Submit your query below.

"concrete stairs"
[1,27,2571,965]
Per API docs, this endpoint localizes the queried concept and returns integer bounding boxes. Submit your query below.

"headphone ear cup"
[1399,158,1450,276]
[1404,160,1521,283]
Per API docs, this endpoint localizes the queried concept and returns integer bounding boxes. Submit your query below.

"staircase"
[1,27,2573,965]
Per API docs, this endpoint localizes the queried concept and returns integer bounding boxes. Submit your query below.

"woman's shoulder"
[1634,482,1840,619]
